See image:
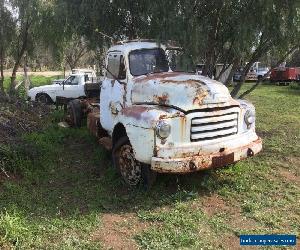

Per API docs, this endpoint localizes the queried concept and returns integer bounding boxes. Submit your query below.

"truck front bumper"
[151,137,262,173]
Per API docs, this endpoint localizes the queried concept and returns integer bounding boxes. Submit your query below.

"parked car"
[66,40,262,188]
[234,62,270,82]
[233,67,257,81]
[28,73,99,104]
[252,62,270,81]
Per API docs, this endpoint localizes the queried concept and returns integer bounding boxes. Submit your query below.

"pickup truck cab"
[28,73,91,103]
[71,68,96,79]
[67,40,262,188]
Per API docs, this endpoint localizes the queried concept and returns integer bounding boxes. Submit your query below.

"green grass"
[3,75,61,91]
[0,84,299,249]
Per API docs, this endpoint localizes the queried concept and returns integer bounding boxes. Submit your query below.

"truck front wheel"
[112,136,157,189]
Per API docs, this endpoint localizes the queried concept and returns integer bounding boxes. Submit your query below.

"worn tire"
[112,136,157,189]
[257,75,263,82]
[67,99,82,128]
[36,93,52,104]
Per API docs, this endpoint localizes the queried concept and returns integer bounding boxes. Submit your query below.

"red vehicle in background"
[270,67,300,83]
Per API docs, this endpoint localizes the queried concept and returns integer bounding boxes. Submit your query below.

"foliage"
[0,0,16,92]
[1,0,300,96]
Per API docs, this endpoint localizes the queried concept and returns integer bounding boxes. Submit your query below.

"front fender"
[116,105,184,164]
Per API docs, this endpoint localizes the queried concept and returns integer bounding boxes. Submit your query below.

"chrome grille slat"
[192,113,237,124]
[191,120,237,132]
[191,110,239,142]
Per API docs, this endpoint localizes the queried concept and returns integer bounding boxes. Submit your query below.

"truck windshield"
[129,48,169,76]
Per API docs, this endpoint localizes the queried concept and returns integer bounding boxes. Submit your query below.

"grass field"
[3,75,61,91]
[0,84,299,249]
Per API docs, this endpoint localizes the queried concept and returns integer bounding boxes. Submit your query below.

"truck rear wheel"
[67,99,82,128]
[112,136,157,189]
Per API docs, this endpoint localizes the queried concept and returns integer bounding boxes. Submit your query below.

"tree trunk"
[9,47,26,95]
[9,20,30,95]
[230,58,256,97]
[23,54,30,96]
[0,46,4,93]
[224,58,239,86]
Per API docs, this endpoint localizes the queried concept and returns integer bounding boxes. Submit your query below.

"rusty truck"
[66,40,262,188]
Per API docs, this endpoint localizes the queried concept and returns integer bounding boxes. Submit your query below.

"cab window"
[106,53,126,80]
[65,76,79,85]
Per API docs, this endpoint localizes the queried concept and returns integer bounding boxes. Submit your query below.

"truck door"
[62,75,85,98]
[100,52,127,134]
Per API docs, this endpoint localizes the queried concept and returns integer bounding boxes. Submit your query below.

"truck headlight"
[244,110,255,128]
[156,120,171,139]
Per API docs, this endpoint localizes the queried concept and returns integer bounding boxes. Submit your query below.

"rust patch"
[193,89,208,106]
[87,111,100,138]
[180,116,186,140]
[160,79,205,85]
[211,153,234,168]
[153,93,169,105]
[158,112,183,120]
[152,138,262,173]
[121,106,154,120]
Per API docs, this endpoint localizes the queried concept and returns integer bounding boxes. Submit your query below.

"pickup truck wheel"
[36,94,51,104]
[112,136,157,188]
[67,100,82,128]
[257,75,263,82]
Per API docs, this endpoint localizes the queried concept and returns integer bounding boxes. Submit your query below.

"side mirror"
[62,80,65,90]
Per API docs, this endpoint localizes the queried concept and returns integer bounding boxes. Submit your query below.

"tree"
[230,0,300,97]
[0,0,15,94]
[64,36,89,69]
[8,0,40,94]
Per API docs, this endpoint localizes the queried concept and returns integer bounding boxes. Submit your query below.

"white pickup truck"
[28,73,97,104]
[66,40,262,188]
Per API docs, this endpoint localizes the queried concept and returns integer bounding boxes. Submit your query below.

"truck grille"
[191,111,238,142]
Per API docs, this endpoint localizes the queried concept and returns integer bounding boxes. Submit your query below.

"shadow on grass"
[0,125,230,221]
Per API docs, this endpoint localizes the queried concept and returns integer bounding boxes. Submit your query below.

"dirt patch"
[91,213,148,249]
[276,156,300,182]
[201,194,229,216]
[201,194,259,231]
[279,168,300,183]
[200,194,260,249]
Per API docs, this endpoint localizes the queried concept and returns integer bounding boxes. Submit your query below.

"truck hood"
[132,72,233,111]
[29,84,58,93]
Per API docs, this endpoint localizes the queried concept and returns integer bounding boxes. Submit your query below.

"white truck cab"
[71,68,97,79]
[67,40,262,188]
[28,73,89,103]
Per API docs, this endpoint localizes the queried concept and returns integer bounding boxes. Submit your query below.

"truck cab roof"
[108,41,166,55]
